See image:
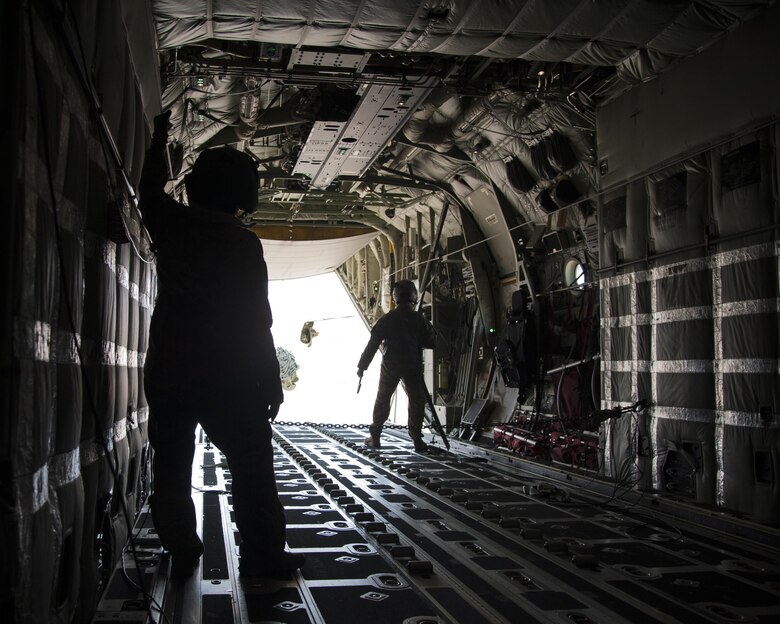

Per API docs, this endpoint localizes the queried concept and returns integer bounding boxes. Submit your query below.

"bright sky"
[268,272,408,425]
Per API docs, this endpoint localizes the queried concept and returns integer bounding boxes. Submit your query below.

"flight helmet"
[392,280,418,306]
[185,147,258,214]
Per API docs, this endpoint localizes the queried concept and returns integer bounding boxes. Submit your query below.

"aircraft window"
[564,258,586,291]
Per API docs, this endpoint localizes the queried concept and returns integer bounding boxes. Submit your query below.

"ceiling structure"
[149,0,774,278]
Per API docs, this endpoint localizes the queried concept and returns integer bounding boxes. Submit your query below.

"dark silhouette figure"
[139,111,303,578]
[357,280,435,452]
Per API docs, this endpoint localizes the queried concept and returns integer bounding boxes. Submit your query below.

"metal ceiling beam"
[252,171,493,271]
[167,55,440,88]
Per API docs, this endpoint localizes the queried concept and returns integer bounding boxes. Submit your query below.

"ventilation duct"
[506,157,536,193]
[547,132,578,172]
[401,87,457,152]
[235,90,311,141]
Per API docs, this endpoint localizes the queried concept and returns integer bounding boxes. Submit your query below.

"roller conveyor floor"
[94,424,780,624]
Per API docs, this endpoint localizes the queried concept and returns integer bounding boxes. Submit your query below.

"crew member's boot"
[412,437,429,452]
[170,542,204,580]
[408,425,428,452]
[364,424,382,448]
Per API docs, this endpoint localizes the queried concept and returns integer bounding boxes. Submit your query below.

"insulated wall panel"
[82,236,117,496]
[721,313,777,359]
[24,508,57,624]
[125,252,145,520]
[647,160,708,256]
[722,424,780,522]
[655,266,711,309]
[601,271,652,409]
[609,371,631,403]
[137,261,155,442]
[653,264,716,417]
[115,246,130,436]
[5,4,157,622]
[51,477,85,623]
[654,419,717,505]
[110,246,131,569]
[609,326,632,362]
[721,255,777,303]
[655,373,716,411]
[125,426,143,521]
[711,130,776,246]
[599,124,779,518]
[655,320,715,361]
[600,269,653,479]
[55,151,85,462]
[15,195,59,624]
[608,283,630,317]
[602,247,778,509]
[712,242,780,515]
[600,180,648,270]
[53,188,84,623]
[722,374,779,414]
[9,8,68,619]
[77,461,102,621]
[113,244,131,528]
[127,254,140,431]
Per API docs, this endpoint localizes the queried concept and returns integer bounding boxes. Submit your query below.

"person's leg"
[367,363,400,446]
[146,389,203,577]
[401,371,429,451]
[199,395,298,575]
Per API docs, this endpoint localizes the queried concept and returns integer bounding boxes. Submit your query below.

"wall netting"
[4,3,156,623]
[599,126,780,523]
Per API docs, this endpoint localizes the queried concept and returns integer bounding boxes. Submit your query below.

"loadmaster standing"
[357,280,436,452]
[139,111,304,579]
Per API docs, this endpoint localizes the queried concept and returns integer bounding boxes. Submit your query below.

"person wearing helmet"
[357,280,436,452]
[138,111,304,579]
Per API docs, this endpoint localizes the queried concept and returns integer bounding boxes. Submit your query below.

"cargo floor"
[94,424,780,623]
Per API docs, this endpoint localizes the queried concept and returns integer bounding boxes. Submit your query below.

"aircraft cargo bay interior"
[3,1,780,623]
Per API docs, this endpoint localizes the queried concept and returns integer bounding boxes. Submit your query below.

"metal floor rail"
[94,424,780,623]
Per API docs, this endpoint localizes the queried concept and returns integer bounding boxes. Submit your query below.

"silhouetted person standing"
[139,111,304,578]
[357,280,435,452]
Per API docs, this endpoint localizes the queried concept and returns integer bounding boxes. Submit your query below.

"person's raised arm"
[139,111,175,235]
